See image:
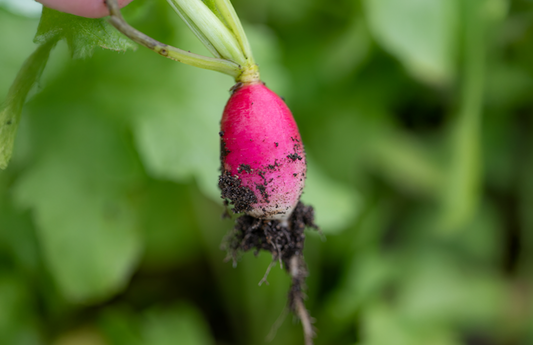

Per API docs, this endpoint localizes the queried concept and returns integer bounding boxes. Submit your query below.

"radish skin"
[219,82,306,220]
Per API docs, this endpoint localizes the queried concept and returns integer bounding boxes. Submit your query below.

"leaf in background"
[0,39,56,170]
[13,113,142,302]
[34,7,136,59]
[363,302,461,345]
[141,304,214,345]
[1,6,136,170]
[0,274,41,345]
[133,66,228,200]
[363,0,458,84]
[439,0,486,233]
[324,251,394,322]
[301,159,361,233]
[99,304,214,345]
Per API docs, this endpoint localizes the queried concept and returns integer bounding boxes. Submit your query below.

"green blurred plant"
[1,0,532,344]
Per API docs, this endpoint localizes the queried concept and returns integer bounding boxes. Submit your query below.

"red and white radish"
[219,82,306,221]
[105,0,317,343]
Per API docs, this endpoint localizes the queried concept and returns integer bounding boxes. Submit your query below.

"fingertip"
[37,0,134,18]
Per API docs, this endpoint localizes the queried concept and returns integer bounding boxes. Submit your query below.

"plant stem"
[214,0,254,63]
[167,0,246,65]
[0,38,58,169]
[106,0,241,78]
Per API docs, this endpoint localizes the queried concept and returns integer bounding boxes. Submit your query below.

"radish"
[219,82,306,221]
[105,1,318,343]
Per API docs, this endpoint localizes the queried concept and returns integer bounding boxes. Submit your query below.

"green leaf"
[364,0,459,84]
[301,159,361,234]
[141,304,215,345]
[34,7,136,59]
[0,38,56,170]
[439,0,486,232]
[13,113,142,302]
[0,274,41,345]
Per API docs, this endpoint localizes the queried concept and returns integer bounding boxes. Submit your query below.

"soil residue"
[224,201,318,268]
[218,171,258,213]
[287,153,303,161]
[238,164,252,173]
[223,201,319,344]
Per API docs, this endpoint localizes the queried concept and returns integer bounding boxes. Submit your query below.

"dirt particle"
[275,142,279,147]
[230,82,243,94]
[220,140,230,164]
[238,164,252,173]
[255,183,269,203]
[258,170,267,185]
[287,153,303,161]
[219,131,225,137]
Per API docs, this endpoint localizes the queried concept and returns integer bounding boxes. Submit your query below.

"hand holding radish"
[36,0,133,18]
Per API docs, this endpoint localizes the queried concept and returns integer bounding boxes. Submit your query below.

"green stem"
[214,0,254,64]
[440,0,485,232]
[0,38,58,169]
[106,0,241,78]
[167,0,246,65]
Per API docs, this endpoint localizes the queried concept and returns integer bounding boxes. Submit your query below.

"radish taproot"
[105,1,319,343]
[219,82,306,221]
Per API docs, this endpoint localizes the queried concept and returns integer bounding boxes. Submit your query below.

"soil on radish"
[218,171,258,213]
[223,201,319,323]
[224,201,318,263]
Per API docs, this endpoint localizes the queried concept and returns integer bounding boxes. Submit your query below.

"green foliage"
[0,39,55,169]
[34,7,136,58]
[1,0,532,344]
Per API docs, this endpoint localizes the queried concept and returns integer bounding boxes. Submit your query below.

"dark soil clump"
[219,171,258,213]
[287,153,303,161]
[225,202,317,263]
[223,202,319,344]
[223,202,318,340]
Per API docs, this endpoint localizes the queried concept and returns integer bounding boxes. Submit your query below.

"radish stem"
[106,0,241,78]
[167,0,246,64]
[214,0,254,63]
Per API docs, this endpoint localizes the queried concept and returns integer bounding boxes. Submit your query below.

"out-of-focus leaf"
[100,304,214,345]
[367,130,444,197]
[301,159,360,233]
[53,327,108,345]
[0,39,56,170]
[34,7,136,59]
[439,0,486,232]
[364,0,458,84]
[141,304,214,345]
[13,114,142,302]
[319,17,372,83]
[139,180,202,269]
[325,251,394,322]
[0,274,41,345]
[362,302,461,345]
[397,255,506,326]
[99,308,143,345]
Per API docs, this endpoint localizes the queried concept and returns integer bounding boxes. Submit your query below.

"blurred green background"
[1,0,532,344]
